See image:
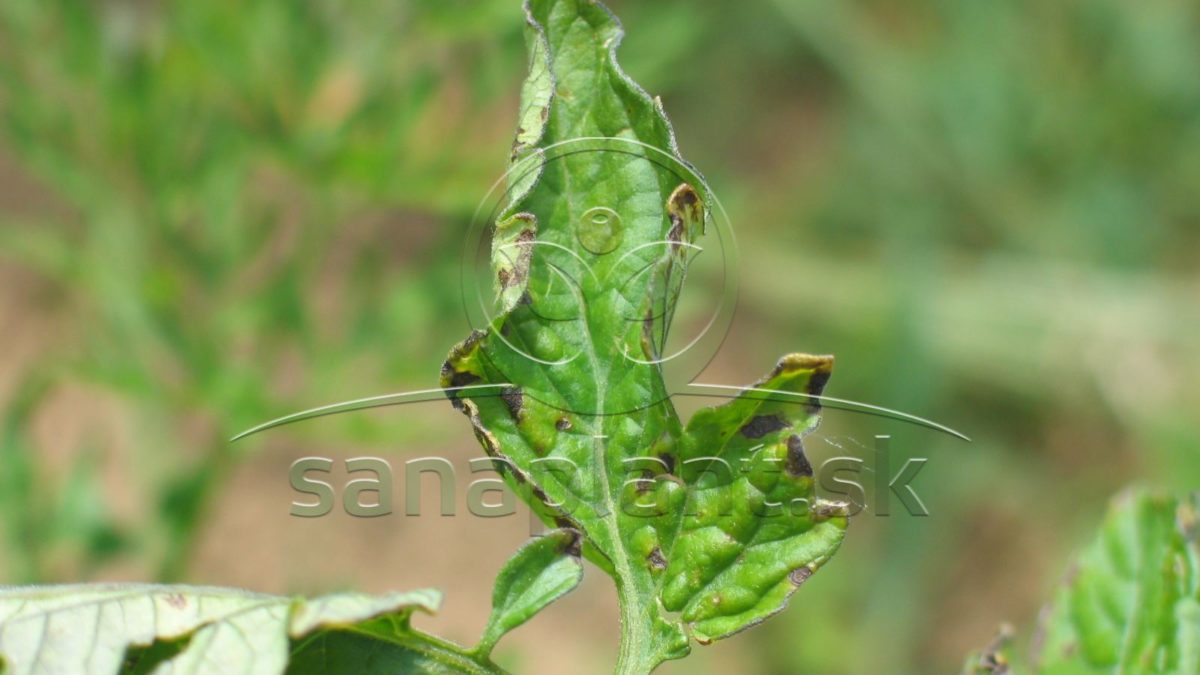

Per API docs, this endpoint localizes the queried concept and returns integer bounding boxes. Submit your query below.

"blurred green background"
[1,0,1198,673]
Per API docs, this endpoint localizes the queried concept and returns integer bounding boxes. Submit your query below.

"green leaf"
[665,355,847,645]
[476,529,584,657]
[442,1,848,670]
[0,584,501,675]
[1032,491,1200,674]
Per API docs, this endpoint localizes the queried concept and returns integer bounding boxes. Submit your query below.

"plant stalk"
[614,579,658,675]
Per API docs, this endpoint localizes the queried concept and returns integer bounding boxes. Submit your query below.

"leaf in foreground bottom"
[0,584,499,675]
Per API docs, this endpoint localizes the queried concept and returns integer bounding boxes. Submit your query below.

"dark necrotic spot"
[647,547,667,570]
[487,457,510,473]
[563,530,583,557]
[789,567,814,586]
[785,435,814,477]
[739,414,791,439]
[471,427,499,456]
[443,368,481,411]
[628,470,657,492]
[806,370,832,412]
[449,370,481,389]
[667,213,684,248]
[658,452,676,475]
[500,386,524,420]
[812,501,847,519]
[634,470,657,494]
[556,416,572,431]
[675,188,699,208]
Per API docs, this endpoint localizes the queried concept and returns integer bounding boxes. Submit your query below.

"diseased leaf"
[0,584,499,675]
[286,617,500,675]
[442,0,848,670]
[477,529,584,656]
[1032,491,1200,674]
[664,355,847,645]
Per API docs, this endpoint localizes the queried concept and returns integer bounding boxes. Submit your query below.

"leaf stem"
[614,580,657,675]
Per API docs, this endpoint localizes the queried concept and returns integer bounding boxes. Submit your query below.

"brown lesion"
[500,386,524,421]
[633,469,658,495]
[647,547,668,571]
[658,451,676,475]
[445,374,481,411]
[806,369,832,414]
[666,183,703,253]
[492,212,538,313]
[440,330,488,411]
[509,127,527,159]
[666,212,684,251]
[812,500,850,521]
[739,414,791,439]
[752,353,835,413]
[498,221,536,289]
[785,435,814,477]
[561,529,583,557]
[452,390,590,541]
[788,566,814,586]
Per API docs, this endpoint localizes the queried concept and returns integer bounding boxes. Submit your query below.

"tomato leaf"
[477,529,584,657]
[442,1,848,670]
[0,585,500,675]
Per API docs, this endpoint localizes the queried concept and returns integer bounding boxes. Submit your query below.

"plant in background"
[961,491,1200,674]
[0,0,519,585]
[0,2,846,671]
[0,1,1195,674]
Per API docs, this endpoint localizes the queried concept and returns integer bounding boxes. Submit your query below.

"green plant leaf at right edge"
[0,585,499,675]
[1032,490,1200,674]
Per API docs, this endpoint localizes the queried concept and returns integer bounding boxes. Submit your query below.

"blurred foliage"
[0,0,527,582]
[1031,490,1200,673]
[0,0,1197,673]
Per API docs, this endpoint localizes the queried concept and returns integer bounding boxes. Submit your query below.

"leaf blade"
[477,530,584,656]
[0,584,498,675]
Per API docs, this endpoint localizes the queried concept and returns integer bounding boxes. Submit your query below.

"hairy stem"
[614,580,658,675]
